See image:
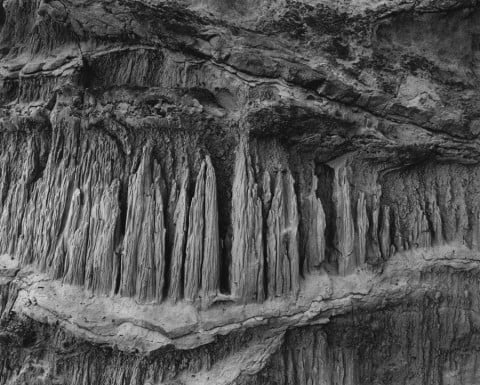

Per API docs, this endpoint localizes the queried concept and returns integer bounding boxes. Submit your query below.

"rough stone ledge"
[1,243,478,354]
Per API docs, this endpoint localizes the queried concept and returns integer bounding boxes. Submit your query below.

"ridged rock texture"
[1,0,480,384]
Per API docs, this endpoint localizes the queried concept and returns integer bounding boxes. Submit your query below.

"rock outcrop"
[1,0,480,384]
[231,139,265,302]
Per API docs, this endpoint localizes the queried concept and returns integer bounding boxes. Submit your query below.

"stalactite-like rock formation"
[12,115,125,293]
[168,165,189,302]
[367,191,382,265]
[302,174,326,273]
[200,156,221,299]
[184,162,207,301]
[84,181,121,295]
[355,192,368,266]
[430,199,444,246]
[379,205,392,260]
[121,147,166,302]
[184,156,220,301]
[231,139,265,302]
[266,171,300,297]
[2,0,480,383]
[411,207,432,249]
[332,162,355,275]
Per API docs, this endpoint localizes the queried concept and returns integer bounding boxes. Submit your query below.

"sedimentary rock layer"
[1,0,480,383]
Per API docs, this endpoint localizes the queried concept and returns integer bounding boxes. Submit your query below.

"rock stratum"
[1,0,480,384]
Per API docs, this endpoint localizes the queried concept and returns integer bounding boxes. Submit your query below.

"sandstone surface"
[1,1,480,384]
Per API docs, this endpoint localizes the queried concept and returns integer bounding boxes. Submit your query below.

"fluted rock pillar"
[411,207,431,249]
[230,139,265,302]
[168,166,189,302]
[332,163,355,276]
[84,181,121,294]
[266,170,300,297]
[184,156,220,301]
[379,205,392,259]
[303,173,326,273]
[120,147,166,302]
[430,199,444,246]
[355,192,368,266]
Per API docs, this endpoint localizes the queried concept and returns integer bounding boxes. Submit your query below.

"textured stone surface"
[0,0,480,384]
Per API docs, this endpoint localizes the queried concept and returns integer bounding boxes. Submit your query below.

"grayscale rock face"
[0,0,480,384]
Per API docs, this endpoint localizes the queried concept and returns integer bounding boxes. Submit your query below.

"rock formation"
[266,170,300,297]
[1,0,480,384]
[231,139,265,302]
[302,174,326,273]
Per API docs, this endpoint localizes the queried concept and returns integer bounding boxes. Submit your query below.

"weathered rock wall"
[1,0,480,383]
[3,255,480,385]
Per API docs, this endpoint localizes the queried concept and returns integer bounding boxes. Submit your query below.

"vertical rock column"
[84,181,121,294]
[355,192,368,266]
[58,186,89,286]
[1,136,42,258]
[184,156,220,301]
[302,173,326,273]
[379,205,392,259]
[184,162,206,300]
[17,118,82,277]
[201,156,220,299]
[367,191,382,264]
[332,162,355,276]
[0,154,9,212]
[411,207,431,249]
[168,166,189,302]
[120,147,166,302]
[266,171,300,297]
[429,198,444,246]
[12,112,125,295]
[230,140,265,302]
[61,135,122,291]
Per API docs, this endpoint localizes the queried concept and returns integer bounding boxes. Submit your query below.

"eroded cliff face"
[1,0,480,384]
